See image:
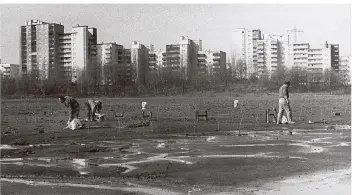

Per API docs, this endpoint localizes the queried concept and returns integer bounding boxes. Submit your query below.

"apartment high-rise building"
[148,52,157,72]
[179,36,198,80]
[164,36,199,80]
[147,45,158,73]
[154,50,166,70]
[70,25,97,83]
[20,20,64,80]
[197,51,207,77]
[58,32,73,79]
[57,25,98,83]
[237,29,262,78]
[257,33,284,79]
[131,41,149,84]
[307,47,327,84]
[123,49,132,83]
[285,43,310,68]
[307,43,340,84]
[330,44,340,72]
[204,51,226,80]
[165,44,180,74]
[0,63,21,79]
[96,42,124,85]
[339,56,350,85]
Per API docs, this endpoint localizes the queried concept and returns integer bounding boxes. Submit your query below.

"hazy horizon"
[0,4,350,64]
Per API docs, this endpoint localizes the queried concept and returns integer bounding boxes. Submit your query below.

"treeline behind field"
[1,65,350,98]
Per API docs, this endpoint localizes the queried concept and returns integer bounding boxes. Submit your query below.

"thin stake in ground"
[239,103,245,135]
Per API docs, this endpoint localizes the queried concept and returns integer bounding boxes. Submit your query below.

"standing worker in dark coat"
[59,95,80,123]
[84,100,102,121]
[277,81,295,124]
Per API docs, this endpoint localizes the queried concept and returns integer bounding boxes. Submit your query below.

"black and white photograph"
[0,2,351,195]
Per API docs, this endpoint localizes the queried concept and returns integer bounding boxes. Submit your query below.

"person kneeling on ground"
[84,100,102,122]
[277,81,295,124]
[59,95,80,125]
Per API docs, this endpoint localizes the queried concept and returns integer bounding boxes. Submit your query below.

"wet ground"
[1,126,351,194]
[1,95,351,194]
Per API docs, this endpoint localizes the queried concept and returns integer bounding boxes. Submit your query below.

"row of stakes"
[40,100,342,125]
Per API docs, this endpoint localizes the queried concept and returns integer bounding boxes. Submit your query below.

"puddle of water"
[220,142,326,154]
[194,153,306,159]
[221,144,283,147]
[99,153,193,173]
[290,143,325,153]
[307,133,333,135]
[102,157,115,160]
[0,158,23,161]
[72,159,86,167]
[0,145,18,150]
[100,163,138,173]
[330,125,352,130]
[339,143,351,146]
[196,153,271,158]
[1,157,91,175]
[265,155,307,159]
[37,157,51,163]
[0,144,54,150]
[0,178,182,195]
[206,136,217,142]
[72,158,90,175]
[329,142,351,147]
[157,143,166,148]
[1,161,53,168]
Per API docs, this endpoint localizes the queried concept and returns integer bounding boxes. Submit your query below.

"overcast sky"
[0,4,350,64]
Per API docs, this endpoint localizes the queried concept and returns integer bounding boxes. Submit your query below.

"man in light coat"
[277,81,295,124]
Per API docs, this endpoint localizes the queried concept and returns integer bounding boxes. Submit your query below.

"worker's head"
[284,81,291,87]
[59,95,65,103]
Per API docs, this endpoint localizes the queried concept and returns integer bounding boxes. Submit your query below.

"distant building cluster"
[0,20,350,87]
[10,20,226,85]
[232,28,350,85]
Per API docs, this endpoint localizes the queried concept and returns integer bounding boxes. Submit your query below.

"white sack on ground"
[67,119,83,130]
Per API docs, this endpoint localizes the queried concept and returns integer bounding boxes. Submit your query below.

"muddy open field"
[1,93,351,195]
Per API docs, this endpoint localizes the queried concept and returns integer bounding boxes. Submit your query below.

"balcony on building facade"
[293,48,308,52]
[59,59,71,63]
[293,53,307,57]
[293,43,309,47]
[258,59,265,63]
[271,54,278,58]
[212,52,221,57]
[257,50,264,54]
[308,63,323,67]
[308,58,323,62]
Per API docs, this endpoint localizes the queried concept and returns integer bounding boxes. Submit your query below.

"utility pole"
[287,26,304,44]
